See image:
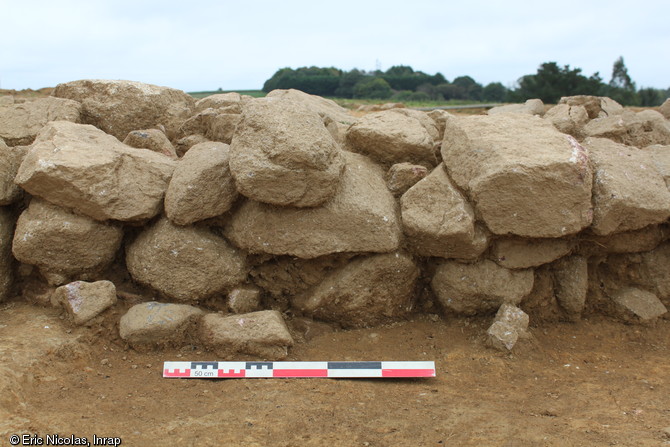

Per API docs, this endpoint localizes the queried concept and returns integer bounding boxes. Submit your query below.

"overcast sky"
[2,0,668,92]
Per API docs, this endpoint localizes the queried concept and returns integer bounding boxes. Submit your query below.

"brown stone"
[53,79,195,140]
[292,252,420,328]
[559,95,624,119]
[401,165,487,259]
[229,97,345,207]
[544,104,589,138]
[584,110,670,147]
[55,280,117,325]
[442,114,593,237]
[0,207,14,301]
[199,310,294,359]
[225,152,401,258]
[386,162,429,196]
[585,137,670,235]
[488,99,545,117]
[123,129,177,159]
[0,97,81,146]
[552,255,588,318]
[119,301,204,348]
[0,139,27,205]
[126,217,247,302]
[165,142,238,225]
[12,199,123,285]
[491,238,574,269]
[15,121,176,222]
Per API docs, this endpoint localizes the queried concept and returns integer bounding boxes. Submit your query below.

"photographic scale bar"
[163,361,436,379]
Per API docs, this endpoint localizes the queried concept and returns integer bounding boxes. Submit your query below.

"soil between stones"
[1,303,668,446]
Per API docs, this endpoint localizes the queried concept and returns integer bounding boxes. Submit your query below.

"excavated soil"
[1,302,668,447]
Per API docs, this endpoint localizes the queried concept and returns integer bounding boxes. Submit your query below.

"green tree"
[482,82,508,102]
[334,69,366,98]
[353,77,393,99]
[452,76,483,101]
[512,62,604,103]
[609,56,635,90]
[637,88,666,106]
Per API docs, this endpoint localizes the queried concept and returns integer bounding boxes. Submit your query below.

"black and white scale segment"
[163,361,436,378]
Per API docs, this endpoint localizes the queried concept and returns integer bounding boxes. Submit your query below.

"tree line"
[262,58,668,106]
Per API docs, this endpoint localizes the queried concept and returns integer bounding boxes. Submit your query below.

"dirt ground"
[1,302,668,447]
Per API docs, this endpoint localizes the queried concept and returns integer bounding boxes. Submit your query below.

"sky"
[2,0,669,92]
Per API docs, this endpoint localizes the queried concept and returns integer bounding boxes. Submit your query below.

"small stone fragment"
[123,129,178,159]
[386,162,428,196]
[55,280,117,325]
[228,285,262,314]
[487,321,519,351]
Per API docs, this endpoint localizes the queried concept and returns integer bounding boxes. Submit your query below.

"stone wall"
[1,81,669,357]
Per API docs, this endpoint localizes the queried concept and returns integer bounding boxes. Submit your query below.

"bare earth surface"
[1,302,668,447]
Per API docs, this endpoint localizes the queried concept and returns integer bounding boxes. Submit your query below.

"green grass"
[331,97,494,109]
[188,89,265,99]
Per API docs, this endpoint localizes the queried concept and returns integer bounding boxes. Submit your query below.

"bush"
[353,78,393,100]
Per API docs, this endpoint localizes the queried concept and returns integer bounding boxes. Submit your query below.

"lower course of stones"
[1,82,669,356]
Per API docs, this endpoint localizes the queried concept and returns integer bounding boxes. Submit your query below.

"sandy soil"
[1,302,668,447]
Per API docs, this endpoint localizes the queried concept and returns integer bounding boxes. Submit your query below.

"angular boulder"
[0,139,26,205]
[225,152,401,258]
[609,287,667,323]
[12,199,123,284]
[551,255,588,318]
[119,301,204,348]
[55,280,117,325]
[558,95,624,119]
[126,217,247,302]
[0,97,81,146]
[643,144,670,189]
[195,92,246,113]
[0,207,14,301]
[15,121,176,222]
[229,97,345,207]
[52,79,195,140]
[123,129,177,159]
[487,99,544,116]
[346,109,438,166]
[584,110,670,147]
[491,237,574,269]
[386,162,428,196]
[292,252,420,328]
[431,259,534,315]
[544,104,589,138]
[441,114,593,237]
[178,108,241,145]
[585,137,670,235]
[266,89,354,126]
[400,165,487,260]
[199,310,294,359]
[164,142,238,225]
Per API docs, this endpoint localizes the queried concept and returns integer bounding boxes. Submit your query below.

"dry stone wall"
[1,81,669,357]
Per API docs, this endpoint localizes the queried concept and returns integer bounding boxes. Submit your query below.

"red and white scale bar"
[163,361,436,379]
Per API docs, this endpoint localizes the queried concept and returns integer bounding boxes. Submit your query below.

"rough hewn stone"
[643,144,670,189]
[53,79,195,140]
[609,287,667,323]
[401,165,488,259]
[559,95,624,119]
[228,284,263,314]
[55,280,117,325]
[386,162,428,196]
[12,199,123,285]
[0,140,26,205]
[195,92,246,113]
[123,129,177,159]
[552,255,588,318]
[199,310,294,359]
[487,303,530,351]
[119,301,204,348]
[0,207,14,301]
[432,259,534,315]
[0,97,81,146]
[164,142,238,225]
[585,137,670,235]
[266,89,354,126]
[584,110,670,147]
[126,217,247,302]
[441,114,593,237]
[225,152,401,258]
[346,109,438,166]
[491,238,574,269]
[488,99,544,117]
[544,104,589,138]
[15,121,176,222]
[292,252,420,328]
[229,97,345,207]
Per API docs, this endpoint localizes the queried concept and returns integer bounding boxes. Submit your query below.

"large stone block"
[265,89,354,126]
[346,109,438,166]
[551,255,588,318]
[225,152,401,258]
[585,137,670,235]
[229,97,344,207]
[165,142,238,225]
[53,79,195,140]
[119,301,204,348]
[491,237,574,269]
[431,259,534,315]
[12,199,123,285]
[558,95,623,119]
[126,218,247,302]
[441,114,593,237]
[400,164,487,259]
[584,110,670,147]
[15,121,176,222]
[0,97,81,146]
[292,252,420,328]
